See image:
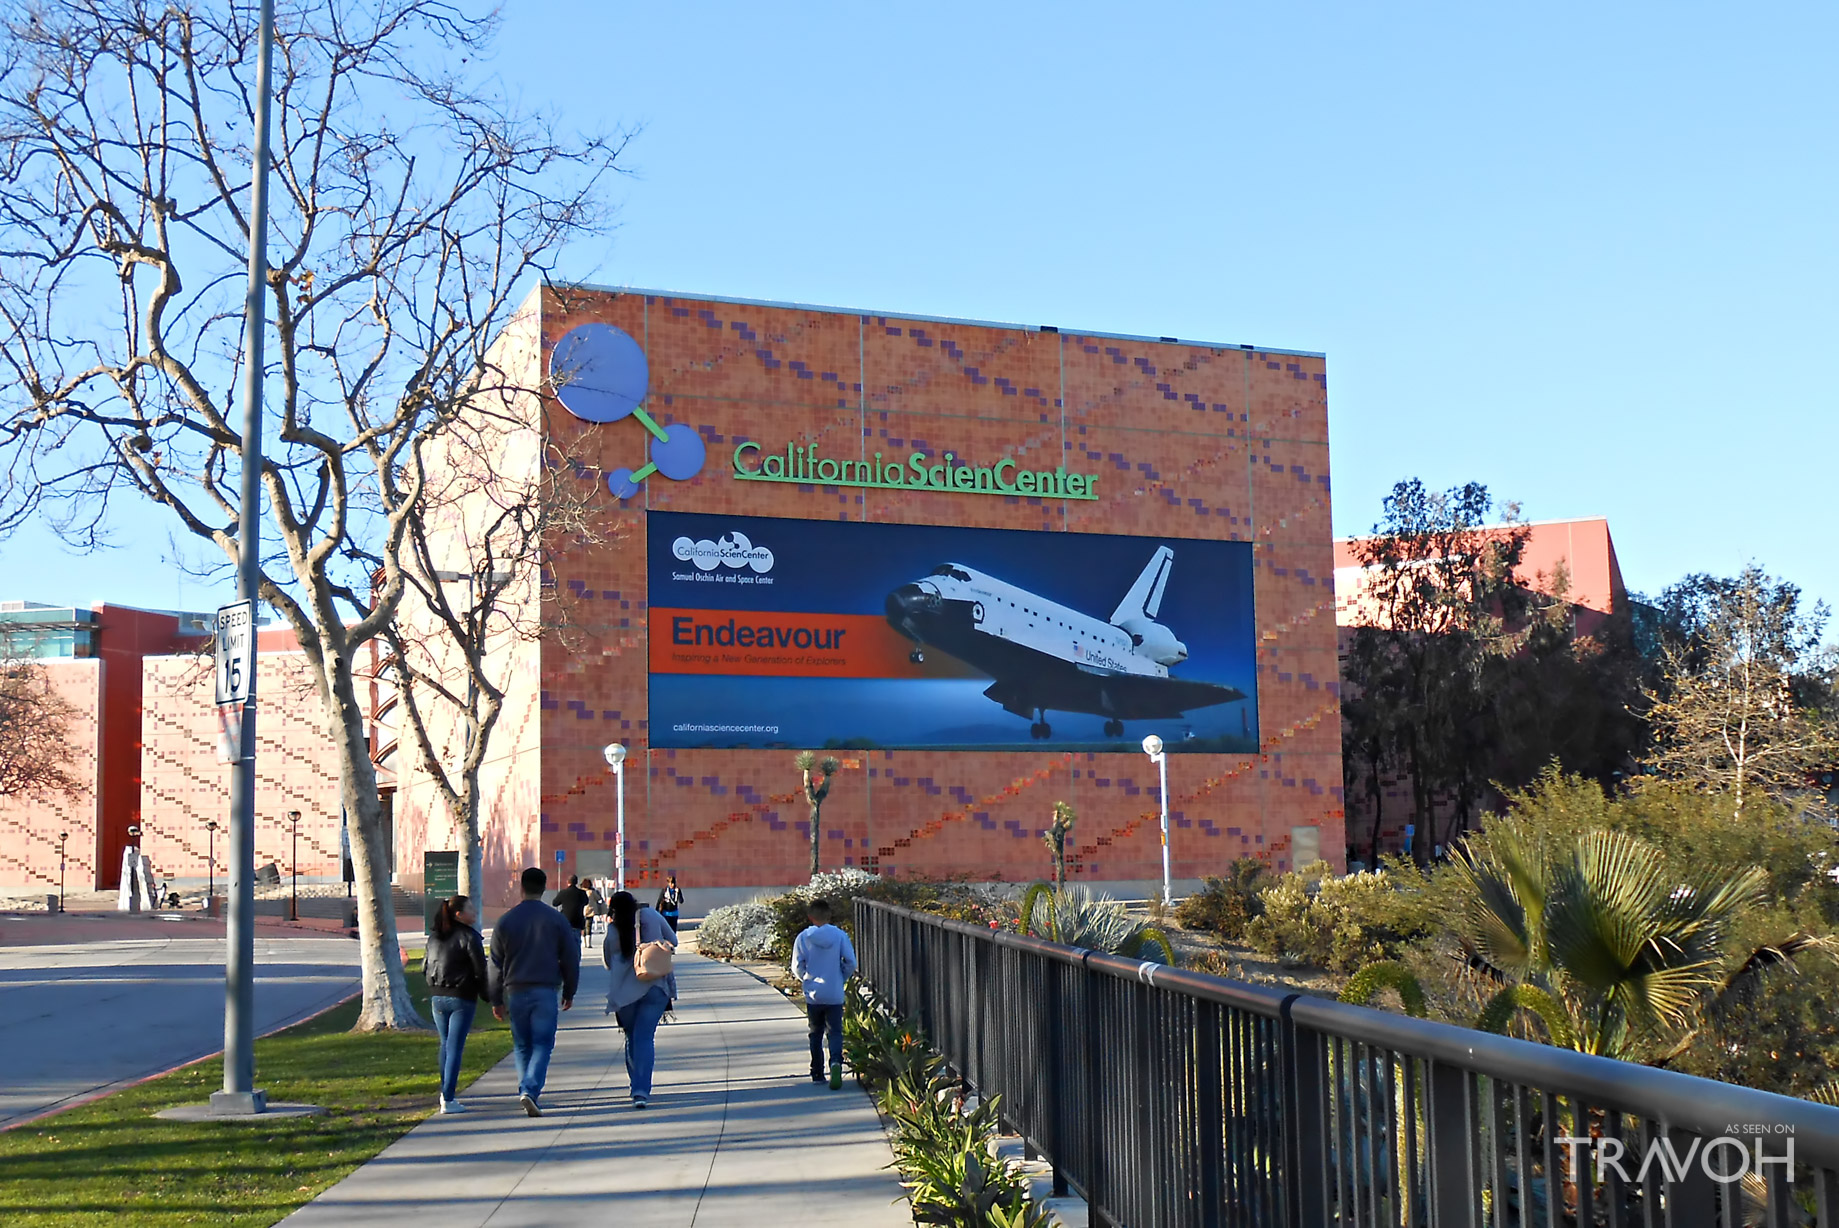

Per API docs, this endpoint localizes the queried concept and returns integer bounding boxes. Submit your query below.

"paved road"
[0,912,361,1128]
[281,950,908,1227]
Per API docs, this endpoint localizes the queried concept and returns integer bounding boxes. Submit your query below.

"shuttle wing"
[1110,546,1175,624]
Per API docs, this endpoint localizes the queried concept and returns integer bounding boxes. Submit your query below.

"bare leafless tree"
[385,356,620,908]
[0,641,85,802]
[0,0,624,1027]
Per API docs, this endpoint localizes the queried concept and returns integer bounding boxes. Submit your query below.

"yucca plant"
[1019,883,1176,964]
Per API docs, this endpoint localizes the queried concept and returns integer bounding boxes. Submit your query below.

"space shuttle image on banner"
[647,511,1258,753]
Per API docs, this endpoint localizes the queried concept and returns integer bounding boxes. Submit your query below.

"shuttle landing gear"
[908,648,925,664]
[1103,719,1124,738]
[1029,721,1053,739]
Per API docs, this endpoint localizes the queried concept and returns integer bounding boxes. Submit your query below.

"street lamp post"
[205,819,220,906]
[1142,735,1172,907]
[288,811,301,922]
[57,832,67,913]
[603,743,627,893]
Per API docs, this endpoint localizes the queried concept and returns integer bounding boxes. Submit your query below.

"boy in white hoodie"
[790,898,857,1087]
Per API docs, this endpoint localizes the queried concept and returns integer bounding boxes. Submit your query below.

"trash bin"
[343,899,359,929]
[46,894,59,913]
[206,894,224,918]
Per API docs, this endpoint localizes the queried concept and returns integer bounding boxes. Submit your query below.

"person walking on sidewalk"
[603,889,678,1109]
[656,873,684,933]
[585,878,606,948]
[424,894,487,1114]
[791,898,856,1088]
[553,874,591,946]
[489,867,580,1117]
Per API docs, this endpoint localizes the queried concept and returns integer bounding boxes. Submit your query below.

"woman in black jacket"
[424,895,487,1113]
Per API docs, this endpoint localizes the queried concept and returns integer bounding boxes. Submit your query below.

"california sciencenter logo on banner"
[647,511,1259,753]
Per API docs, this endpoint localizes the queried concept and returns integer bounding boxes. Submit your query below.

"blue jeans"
[430,995,477,1102]
[808,1003,843,1079]
[506,987,561,1102]
[615,983,670,1099]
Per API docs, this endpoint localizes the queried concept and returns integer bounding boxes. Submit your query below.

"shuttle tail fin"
[1110,546,1174,625]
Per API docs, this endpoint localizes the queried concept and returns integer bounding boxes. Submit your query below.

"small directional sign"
[214,600,256,705]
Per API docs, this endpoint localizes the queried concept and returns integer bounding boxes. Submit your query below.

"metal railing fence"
[855,899,1839,1228]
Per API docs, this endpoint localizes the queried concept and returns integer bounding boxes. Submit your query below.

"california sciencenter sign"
[526,287,1342,888]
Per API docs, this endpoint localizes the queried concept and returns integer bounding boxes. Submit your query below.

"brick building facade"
[471,287,1346,898]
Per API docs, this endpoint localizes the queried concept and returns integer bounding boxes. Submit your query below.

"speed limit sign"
[214,600,256,705]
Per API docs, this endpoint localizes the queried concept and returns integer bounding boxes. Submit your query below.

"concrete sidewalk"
[281,950,909,1226]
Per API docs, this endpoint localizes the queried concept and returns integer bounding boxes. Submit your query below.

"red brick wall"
[535,289,1343,889]
[139,652,347,885]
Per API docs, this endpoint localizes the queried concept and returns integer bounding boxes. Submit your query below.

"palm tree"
[1019,883,1176,964]
[1343,824,1823,1061]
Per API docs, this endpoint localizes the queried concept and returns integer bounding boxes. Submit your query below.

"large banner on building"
[647,511,1258,753]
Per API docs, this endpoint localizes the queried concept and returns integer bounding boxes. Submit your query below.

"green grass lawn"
[0,956,513,1227]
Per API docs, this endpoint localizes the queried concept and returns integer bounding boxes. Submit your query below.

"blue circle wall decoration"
[552,322,706,501]
[551,323,648,423]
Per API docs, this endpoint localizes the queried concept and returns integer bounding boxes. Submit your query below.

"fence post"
[1282,995,1327,1228]
[1425,1058,1479,1227]
[1194,999,1226,1228]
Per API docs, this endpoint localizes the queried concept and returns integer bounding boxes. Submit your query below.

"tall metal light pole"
[603,743,627,892]
[288,811,301,922]
[1142,735,1172,907]
[57,832,67,913]
[216,0,277,1117]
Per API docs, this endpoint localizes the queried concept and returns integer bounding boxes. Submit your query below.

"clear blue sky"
[7,2,1835,628]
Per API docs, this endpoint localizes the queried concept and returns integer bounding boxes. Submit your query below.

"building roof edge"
[547,283,1328,359]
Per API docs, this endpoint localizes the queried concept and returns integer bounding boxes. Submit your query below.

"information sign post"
[423,852,459,932]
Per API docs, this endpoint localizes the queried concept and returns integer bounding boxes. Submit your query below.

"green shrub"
[1244,861,1421,973]
[1175,857,1267,939]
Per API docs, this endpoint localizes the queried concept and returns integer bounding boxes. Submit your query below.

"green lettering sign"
[731,440,1099,500]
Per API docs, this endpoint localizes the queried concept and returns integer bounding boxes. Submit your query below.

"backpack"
[634,939,675,983]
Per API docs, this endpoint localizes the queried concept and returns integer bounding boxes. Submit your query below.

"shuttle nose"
[885,583,939,623]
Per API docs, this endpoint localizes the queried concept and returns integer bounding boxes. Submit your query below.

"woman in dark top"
[656,874,684,933]
[424,894,487,1113]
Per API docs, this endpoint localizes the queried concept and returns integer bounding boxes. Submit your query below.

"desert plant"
[1348,826,1828,1062]
[796,751,843,875]
[1042,801,1076,895]
[695,899,783,961]
[1244,862,1406,972]
[1175,857,1267,940]
[1019,884,1175,964]
[844,980,939,1089]
[767,867,883,955]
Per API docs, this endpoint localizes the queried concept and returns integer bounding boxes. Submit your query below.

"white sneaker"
[441,1100,469,1114]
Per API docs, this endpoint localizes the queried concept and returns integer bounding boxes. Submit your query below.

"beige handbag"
[634,939,676,983]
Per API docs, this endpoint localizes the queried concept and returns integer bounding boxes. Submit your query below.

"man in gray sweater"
[489,867,581,1116]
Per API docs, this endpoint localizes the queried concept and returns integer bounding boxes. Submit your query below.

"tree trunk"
[1407,732,1433,866]
[326,649,426,1031]
[808,803,820,877]
[1366,762,1384,867]
[458,772,484,914]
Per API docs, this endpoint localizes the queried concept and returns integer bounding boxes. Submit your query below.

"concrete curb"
[0,986,361,1133]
